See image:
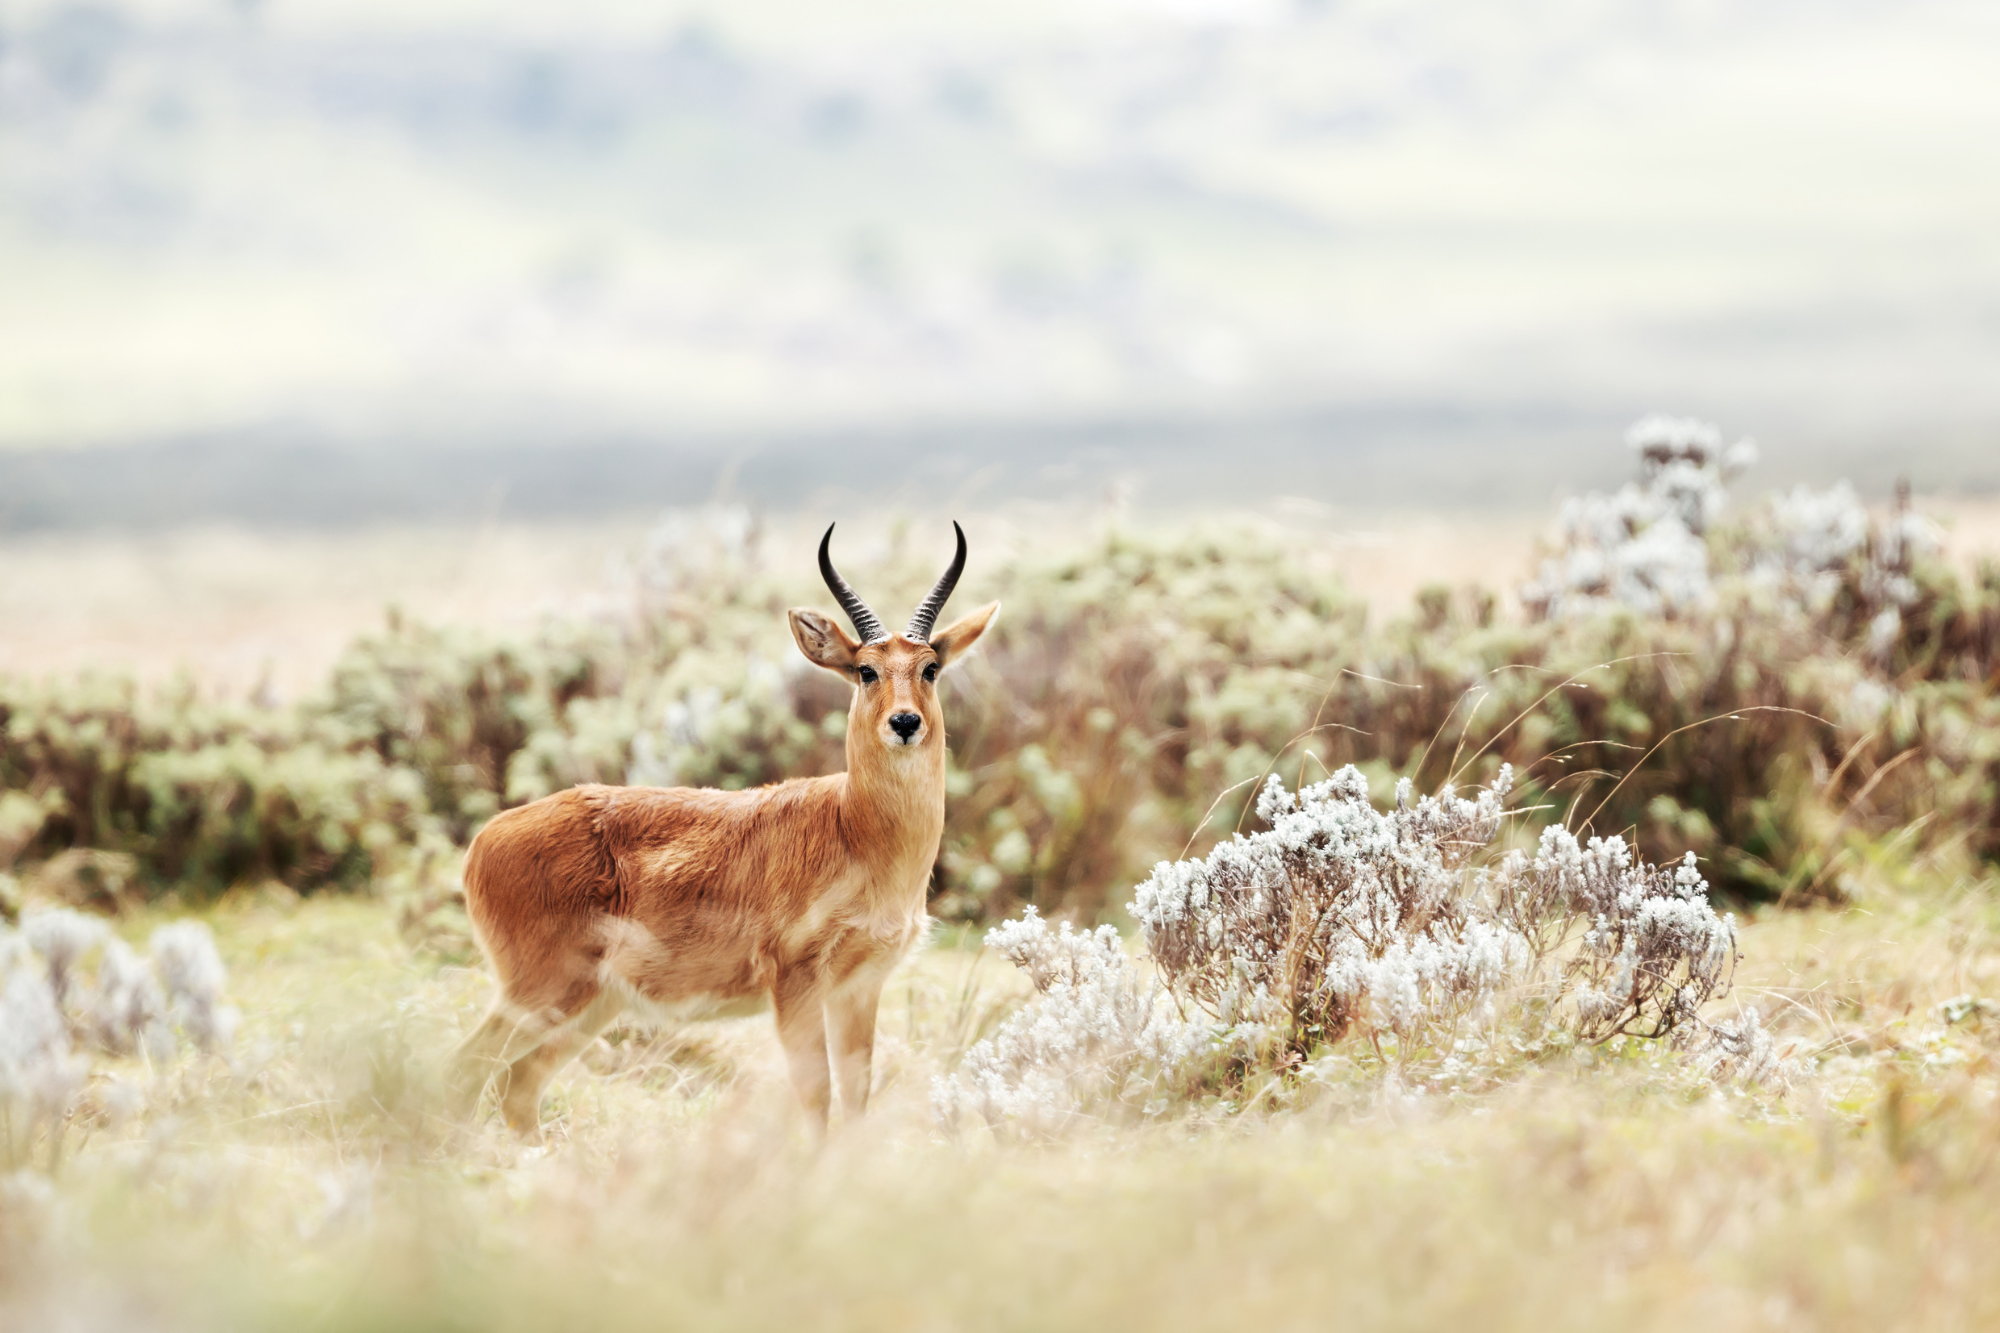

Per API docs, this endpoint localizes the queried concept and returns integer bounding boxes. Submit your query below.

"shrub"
[1520,415,1756,621]
[929,908,1209,1135]
[322,615,556,836]
[132,741,428,892]
[625,657,829,792]
[0,677,432,896]
[0,909,235,1168]
[933,522,1367,922]
[941,767,1765,1133]
[1134,766,1736,1056]
[2,436,1994,917]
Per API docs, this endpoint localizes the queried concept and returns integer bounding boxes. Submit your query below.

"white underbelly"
[601,973,771,1025]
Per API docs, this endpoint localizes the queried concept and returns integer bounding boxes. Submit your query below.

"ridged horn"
[906,521,967,642]
[818,524,889,645]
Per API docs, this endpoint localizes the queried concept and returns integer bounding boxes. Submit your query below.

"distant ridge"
[2,408,1985,533]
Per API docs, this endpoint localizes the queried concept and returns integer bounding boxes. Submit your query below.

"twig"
[1445,652,1688,788]
[1573,704,1833,836]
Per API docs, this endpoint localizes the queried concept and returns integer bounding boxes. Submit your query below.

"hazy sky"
[3,0,1996,453]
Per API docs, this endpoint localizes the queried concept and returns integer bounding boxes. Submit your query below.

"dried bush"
[1136,768,1520,1050]
[1520,416,1756,621]
[930,908,1209,1134]
[942,766,1756,1132]
[0,909,235,1167]
[1136,767,1735,1055]
[1491,827,1735,1042]
[25,848,142,914]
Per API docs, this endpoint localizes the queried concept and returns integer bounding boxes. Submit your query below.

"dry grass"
[5,502,1999,1328]
[4,869,1997,1333]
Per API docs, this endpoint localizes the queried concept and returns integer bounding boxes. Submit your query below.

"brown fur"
[449,599,999,1135]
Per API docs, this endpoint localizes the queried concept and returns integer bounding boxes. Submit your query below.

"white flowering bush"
[1522,415,1953,672]
[1761,482,1872,600]
[628,503,763,614]
[1751,481,1943,660]
[151,920,238,1052]
[0,909,237,1167]
[0,932,79,1164]
[1137,767,1521,1046]
[625,657,822,792]
[1697,1005,1801,1087]
[1521,416,1757,621]
[1138,767,1738,1056]
[940,765,1757,1131]
[930,908,1210,1135]
[1490,829,1734,1043]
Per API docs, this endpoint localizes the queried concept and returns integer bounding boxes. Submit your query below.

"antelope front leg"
[827,974,886,1121]
[772,970,831,1134]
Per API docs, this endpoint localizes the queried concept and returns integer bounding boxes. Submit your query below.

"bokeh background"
[4,0,1999,531]
[6,0,2000,691]
[8,13,2000,1327]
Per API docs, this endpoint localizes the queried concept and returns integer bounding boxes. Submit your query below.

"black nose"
[888,712,922,740]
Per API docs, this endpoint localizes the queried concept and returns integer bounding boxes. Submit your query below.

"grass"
[6,870,1999,1333]
[4,485,1998,1328]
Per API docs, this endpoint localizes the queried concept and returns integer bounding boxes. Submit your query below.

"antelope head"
[788,522,999,759]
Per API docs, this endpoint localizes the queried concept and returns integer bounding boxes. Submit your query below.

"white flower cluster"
[1626,415,1760,535]
[1753,482,1942,658]
[1697,1005,1803,1087]
[0,934,77,1146]
[1135,766,1519,1043]
[1521,416,1757,621]
[930,907,1207,1134]
[1763,482,1872,595]
[1133,766,1736,1062]
[943,767,1767,1129]
[151,921,238,1052]
[1,909,237,1158]
[1492,830,1735,1043]
[1519,415,1945,654]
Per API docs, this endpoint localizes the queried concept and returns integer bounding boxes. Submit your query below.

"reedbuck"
[450,523,997,1134]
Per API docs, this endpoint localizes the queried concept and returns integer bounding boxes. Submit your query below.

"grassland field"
[4,499,2000,1332]
[2,867,1998,1332]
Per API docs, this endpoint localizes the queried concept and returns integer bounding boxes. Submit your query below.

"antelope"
[448,523,997,1135]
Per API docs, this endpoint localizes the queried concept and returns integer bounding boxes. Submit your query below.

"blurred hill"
[3,0,1998,522]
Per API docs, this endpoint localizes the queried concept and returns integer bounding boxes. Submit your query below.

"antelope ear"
[929,601,999,667]
[789,609,860,673]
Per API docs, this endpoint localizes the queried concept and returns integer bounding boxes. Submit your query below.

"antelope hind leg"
[447,1001,565,1118]
[495,990,626,1136]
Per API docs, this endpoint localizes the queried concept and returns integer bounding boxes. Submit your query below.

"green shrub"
[321,614,553,837]
[2,484,1994,919]
[0,674,432,895]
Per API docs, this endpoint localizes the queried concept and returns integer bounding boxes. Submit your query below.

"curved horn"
[818,524,889,644]
[906,521,967,642]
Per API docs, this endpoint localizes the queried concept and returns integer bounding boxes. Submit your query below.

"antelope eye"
[922,662,939,683]
[857,666,879,685]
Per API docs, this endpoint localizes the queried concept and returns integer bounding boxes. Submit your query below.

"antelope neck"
[839,733,946,875]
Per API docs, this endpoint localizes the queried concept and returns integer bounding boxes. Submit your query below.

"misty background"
[3,0,1998,527]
